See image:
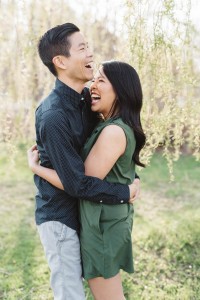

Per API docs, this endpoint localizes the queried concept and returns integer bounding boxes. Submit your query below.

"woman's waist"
[80,200,133,221]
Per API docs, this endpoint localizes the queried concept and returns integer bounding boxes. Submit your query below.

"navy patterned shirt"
[34,79,130,231]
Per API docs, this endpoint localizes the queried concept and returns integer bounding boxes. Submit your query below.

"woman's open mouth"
[91,93,101,104]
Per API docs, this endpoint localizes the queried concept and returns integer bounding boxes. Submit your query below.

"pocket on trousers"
[52,221,66,242]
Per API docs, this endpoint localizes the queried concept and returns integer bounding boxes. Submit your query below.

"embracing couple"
[27,23,146,300]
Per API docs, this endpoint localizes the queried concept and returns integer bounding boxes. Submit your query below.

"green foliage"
[124,0,200,177]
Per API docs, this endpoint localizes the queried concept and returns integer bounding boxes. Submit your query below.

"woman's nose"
[90,81,97,92]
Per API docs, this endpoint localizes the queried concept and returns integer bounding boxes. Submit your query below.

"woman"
[28,61,146,300]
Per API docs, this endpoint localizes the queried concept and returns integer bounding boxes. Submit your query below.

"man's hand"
[128,178,140,204]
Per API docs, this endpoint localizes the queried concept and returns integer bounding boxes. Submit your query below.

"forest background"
[0,0,199,299]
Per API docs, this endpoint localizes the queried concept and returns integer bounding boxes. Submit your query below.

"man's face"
[65,31,94,83]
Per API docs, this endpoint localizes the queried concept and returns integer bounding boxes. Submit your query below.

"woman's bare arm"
[84,125,126,179]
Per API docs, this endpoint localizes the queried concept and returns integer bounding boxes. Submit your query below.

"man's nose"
[87,47,93,57]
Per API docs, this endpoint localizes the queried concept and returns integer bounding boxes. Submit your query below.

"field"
[0,145,199,300]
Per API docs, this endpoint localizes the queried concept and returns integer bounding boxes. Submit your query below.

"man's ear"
[52,56,68,70]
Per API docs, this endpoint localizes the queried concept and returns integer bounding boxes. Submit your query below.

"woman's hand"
[27,145,64,190]
[27,144,40,172]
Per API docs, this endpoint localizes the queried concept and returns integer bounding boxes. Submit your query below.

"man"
[31,23,139,300]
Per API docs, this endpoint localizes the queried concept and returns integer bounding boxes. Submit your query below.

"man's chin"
[86,75,93,82]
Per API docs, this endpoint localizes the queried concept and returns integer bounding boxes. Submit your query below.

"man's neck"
[57,75,85,94]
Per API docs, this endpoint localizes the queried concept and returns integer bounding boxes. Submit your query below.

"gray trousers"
[37,221,85,300]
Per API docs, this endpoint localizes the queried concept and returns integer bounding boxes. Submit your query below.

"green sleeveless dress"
[79,117,136,279]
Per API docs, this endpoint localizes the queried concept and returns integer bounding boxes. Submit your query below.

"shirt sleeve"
[40,110,130,205]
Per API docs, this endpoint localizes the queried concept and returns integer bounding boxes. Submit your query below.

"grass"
[0,144,199,300]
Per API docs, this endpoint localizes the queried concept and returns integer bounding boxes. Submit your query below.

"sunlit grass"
[0,148,199,299]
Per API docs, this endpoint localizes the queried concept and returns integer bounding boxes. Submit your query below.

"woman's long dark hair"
[102,61,146,167]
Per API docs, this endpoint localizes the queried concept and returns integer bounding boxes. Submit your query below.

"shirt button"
[100,200,103,203]
[81,97,84,100]
[120,200,124,203]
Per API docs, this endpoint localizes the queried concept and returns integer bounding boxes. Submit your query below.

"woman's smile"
[91,92,101,105]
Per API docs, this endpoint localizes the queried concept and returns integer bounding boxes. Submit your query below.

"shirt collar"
[54,78,86,108]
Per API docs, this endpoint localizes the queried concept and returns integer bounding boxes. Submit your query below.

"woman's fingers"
[27,144,40,168]
[30,144,38,151]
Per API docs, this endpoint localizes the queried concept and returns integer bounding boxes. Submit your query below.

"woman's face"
[89,67,116,117]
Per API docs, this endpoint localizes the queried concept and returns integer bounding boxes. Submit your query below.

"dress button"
[100,200,103,203]
[120,200,124,203]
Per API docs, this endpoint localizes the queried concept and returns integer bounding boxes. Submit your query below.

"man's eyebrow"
[78,42,88,47]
